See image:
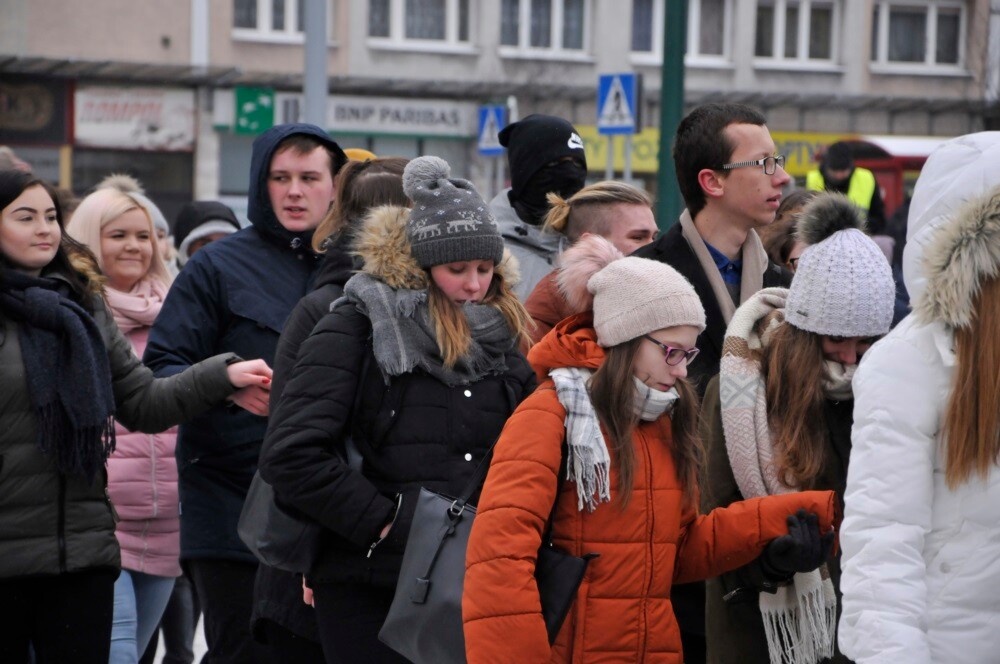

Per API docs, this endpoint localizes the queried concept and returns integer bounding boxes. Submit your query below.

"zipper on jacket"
[58,474,67,573]
[105,486,120,524]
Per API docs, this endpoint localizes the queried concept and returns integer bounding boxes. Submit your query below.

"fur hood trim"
[914,184,1000,328]
[352,205,520,290]
[556,235,625,314]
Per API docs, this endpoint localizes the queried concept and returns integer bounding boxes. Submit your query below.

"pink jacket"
[106,327,181,577]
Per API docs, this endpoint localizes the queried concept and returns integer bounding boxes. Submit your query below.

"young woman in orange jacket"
[463,235,838,664]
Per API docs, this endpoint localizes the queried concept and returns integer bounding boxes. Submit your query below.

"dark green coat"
[700,375,854,664]
[0,279,237,579]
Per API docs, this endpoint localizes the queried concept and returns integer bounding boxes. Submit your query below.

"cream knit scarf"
[718,287,842,664]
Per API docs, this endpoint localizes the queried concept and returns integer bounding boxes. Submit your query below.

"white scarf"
[718,288,840,664]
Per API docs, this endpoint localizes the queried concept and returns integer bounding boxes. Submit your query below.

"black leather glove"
[760,509,834,581]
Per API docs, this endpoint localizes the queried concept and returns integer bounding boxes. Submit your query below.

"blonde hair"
[543,181,653,242]
[66,188,173,290]
[426,270,533,369]
[943,275,1000,489]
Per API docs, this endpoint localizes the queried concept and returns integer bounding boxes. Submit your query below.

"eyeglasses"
[719,155,786,176]
[643,335,700,366]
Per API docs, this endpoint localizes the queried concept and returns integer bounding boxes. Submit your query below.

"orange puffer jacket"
[463,315,837,664]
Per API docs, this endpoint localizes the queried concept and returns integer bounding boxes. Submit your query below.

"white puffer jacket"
[838,132,1000,663]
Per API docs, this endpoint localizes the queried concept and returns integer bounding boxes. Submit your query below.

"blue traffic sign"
[477,105,506,156]
[597,73,640,135]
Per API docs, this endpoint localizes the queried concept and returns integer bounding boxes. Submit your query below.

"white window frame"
[752,0,842,71]
[232,0,335,44]
[367,0,477,55]
[629,0,733,68]
[870,0,968,74]
[499,0,594,63]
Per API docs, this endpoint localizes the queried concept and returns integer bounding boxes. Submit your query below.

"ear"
[697,168,726,200]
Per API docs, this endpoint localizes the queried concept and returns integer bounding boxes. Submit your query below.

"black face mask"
[511,160,587,225]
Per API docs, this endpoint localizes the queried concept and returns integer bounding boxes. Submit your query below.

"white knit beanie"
[557,235,706,347]
[785,193,895,336]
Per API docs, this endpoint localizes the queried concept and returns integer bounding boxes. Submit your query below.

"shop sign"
[75,86,195,151]
[274,93,477,137]
[0,77,69,144]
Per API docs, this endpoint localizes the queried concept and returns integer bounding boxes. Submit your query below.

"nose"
[668,361,688,380]
[287,176,304,196]
[463,274,480,294]
[837,342,859,366]
[774,164,791,186]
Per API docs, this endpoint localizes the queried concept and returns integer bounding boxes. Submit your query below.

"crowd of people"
[0,105,998,664]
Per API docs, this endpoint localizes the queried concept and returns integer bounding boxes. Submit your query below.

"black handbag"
[238,348,369,573]
[378,439,597,664]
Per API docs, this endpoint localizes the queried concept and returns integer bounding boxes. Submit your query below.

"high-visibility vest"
[805,167,877,213]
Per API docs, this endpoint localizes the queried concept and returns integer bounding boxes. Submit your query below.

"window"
[871,1,965,68]
[233,0,332,41]
[754,1,839,63]
[368,0,471,47]
[630,0,732,64]
[500,0,590,55]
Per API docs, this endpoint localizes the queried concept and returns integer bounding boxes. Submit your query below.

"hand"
[227,385,271,416]
[761,509,834,578]
[226,359,273,389]
[302,577,314,607]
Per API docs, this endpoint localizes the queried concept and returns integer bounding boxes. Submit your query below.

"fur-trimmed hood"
[913,183,1000,328]
[351,205,521,290]
[904,132,1000,326]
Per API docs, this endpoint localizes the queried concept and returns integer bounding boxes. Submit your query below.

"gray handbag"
[378,440,596,664]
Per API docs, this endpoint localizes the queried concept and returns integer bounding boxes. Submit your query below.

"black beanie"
[498,114,586,194]
[173,201,241,248]
[823,142,854,171]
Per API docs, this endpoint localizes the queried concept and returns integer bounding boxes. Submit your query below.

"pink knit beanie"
[557,235,706,347]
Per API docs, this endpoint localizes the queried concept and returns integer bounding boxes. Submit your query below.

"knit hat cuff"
[595,295,706,347]
[784,307,892,338]
[411,235,505,269]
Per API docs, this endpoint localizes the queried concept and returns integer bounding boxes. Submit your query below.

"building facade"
[1,0,997,222]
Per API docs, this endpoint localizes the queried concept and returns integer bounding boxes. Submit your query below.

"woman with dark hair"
[260,156,537,663]
[250,156,410,663]
[0,170,272,664]
[757,189,819,271]
[462,234,838,664]
[701,193,897,664]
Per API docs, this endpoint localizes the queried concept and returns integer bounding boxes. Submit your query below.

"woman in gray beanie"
[701,192,897,664]
[258,156,537,663]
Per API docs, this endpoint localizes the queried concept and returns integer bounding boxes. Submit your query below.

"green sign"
[234,87,274,135]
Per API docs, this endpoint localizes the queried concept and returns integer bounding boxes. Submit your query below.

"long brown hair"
[312,157,409,252]
[426,268,533,369]
[943,276,1000,488]
[589,339,703,511]
[761,323,829,488]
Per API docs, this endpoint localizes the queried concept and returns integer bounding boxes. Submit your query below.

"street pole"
[303,0,327,127]
[656,0,688,230]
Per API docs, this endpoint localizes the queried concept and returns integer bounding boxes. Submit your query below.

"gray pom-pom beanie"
[402,156,504,268]
[785,193,895,337]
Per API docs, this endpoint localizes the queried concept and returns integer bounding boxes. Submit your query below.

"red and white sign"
[75,86,195,151]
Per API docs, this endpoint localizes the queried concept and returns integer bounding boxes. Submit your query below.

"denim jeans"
[110,569,176,664]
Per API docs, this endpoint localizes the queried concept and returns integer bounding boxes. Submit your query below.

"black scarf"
[0,270,116,481]
[511,160,587,225]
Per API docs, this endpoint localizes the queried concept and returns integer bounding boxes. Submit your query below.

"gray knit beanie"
[402,156,504,268]
[785,193,895,336]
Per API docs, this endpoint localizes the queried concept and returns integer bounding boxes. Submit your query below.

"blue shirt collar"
[704,240,742,273]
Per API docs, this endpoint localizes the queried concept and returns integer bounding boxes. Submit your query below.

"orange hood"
[527,312,606,384]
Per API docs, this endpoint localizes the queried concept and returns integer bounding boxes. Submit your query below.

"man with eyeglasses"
[633,102,794,664]
[634,102,792,397]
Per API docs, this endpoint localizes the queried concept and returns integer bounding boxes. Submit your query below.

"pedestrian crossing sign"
[477,105,506,156]
[597,73,640,135]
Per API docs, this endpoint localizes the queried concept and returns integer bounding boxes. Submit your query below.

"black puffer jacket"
[259,206,536,587]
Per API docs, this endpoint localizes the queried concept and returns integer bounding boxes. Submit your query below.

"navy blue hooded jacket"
[143,123,346,562]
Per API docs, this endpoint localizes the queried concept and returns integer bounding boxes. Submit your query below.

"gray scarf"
[343,272,514,387]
